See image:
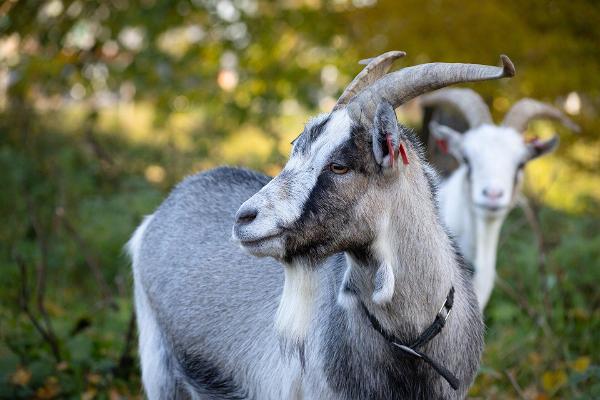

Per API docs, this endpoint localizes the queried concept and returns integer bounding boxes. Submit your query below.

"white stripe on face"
[290,110,352,168]
[233,110,353,246]
[283,109,352,209]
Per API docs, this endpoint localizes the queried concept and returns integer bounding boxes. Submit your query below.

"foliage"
[472,206,600,399]
[0,0,599,398]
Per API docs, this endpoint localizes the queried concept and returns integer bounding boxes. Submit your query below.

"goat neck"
[438,166,475,259]
[340,161,457,334]
[472,209,504,308]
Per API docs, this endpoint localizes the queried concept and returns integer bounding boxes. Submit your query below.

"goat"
[421,88,579,310]
[128,52,514,399]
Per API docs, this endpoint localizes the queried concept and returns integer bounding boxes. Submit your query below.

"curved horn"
[502,98,580,133]
[333,51,406,111]
[347,55,515,123]
[420,88,493,128]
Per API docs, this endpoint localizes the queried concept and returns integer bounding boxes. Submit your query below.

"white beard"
[275,264,319,350]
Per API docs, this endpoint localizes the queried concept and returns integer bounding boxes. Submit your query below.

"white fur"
[126,214,154,266]
[337,259,358,308]
[372,262,395,304]
[127,215,174,399]
[275,263,320,345]
[288,110,352,171]
[435,125,529,310]
[438,168,475,260]
[472,217,503,307]
[371,216,398,304]
[462,125,528,210]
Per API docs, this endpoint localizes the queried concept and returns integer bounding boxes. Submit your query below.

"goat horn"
[347,55,515,124]
[501,98,580,133]
[419,88,493,128]
[333,51,406,111]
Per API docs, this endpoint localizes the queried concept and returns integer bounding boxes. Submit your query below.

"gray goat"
[128,51,514,399]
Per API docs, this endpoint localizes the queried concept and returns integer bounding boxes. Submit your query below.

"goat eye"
[517,161,525,170]
[462,156,470,166]
[329,163,349,175]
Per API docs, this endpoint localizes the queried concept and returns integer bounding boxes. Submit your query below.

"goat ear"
[429,121,463,160]
[526,135,559,161]
[372,262,395,304]
[372,102,402,169]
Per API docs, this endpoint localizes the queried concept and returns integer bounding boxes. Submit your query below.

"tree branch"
[504,369,527,400]
[23,195,62,361]
[14,253,61,362]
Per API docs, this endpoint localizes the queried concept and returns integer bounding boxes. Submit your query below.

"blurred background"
[0,0,598,398]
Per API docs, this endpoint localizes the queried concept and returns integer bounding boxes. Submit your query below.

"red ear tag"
[399,143,409,165]
[436,139,448,154]
[385,134,395,168]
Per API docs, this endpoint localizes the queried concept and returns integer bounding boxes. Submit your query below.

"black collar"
[358,286,459,390]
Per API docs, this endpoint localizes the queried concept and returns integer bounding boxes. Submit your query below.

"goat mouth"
[238,232,284,247]
[474,203,509,213]
[237,232,286,258]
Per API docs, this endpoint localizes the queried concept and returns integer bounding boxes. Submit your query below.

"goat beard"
[275,263,319,367]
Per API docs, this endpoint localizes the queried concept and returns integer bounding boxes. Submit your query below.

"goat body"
[131,165,482,399]
[130,54,515,398]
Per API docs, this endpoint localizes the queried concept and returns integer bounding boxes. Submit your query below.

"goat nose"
[482,187,504,200]
[236,207,258,225]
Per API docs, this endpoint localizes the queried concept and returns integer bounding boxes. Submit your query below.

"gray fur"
[131,109,483,398]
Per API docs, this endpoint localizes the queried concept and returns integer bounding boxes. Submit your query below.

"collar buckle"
[438,297,453,322]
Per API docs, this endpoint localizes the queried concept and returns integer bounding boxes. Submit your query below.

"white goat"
[421,88,579,310]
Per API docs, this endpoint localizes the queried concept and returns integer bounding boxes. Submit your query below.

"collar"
[358,286,459,390]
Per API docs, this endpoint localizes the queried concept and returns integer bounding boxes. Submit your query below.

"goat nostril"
[482,188,504,199]
[236,208,258,224]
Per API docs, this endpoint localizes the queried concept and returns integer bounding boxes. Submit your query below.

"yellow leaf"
[35,376,60,399]
[571,308,590,321]
[145,165,166,184]
[86,372,102,385]
[82,388,97,400]
[528,352,542,366]
[570,356,591,373]
[44,300,65,317]
[10,366,31,386]
[542,370,568,392]
[56,361,69,371]
[109,389,122,400]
